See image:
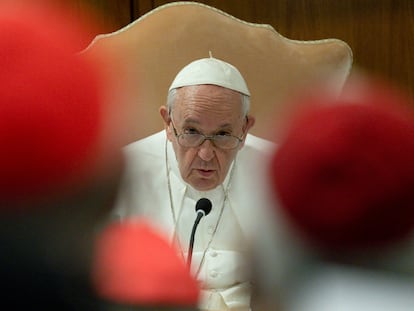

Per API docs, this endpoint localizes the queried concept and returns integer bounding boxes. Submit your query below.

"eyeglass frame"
[169,116,245,150]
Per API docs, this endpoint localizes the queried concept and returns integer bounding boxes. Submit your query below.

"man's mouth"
[196,169,215,177]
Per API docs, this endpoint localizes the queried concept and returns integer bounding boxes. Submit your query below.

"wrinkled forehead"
[174,85,244,116]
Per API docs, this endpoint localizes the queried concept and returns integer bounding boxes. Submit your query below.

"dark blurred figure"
[268,78,414,310]
[0,2,124,309]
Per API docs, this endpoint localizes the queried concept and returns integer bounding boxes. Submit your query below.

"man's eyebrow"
[182,118,233,129]
[182,118,200,125]
[216,124,233,130]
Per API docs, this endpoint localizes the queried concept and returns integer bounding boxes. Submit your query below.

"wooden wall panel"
[54,0,413,103]
[390,0,414,98]
[132,0,414,103]
[132,0,154,20]
[48,0,132,49]
[43,0,414,101]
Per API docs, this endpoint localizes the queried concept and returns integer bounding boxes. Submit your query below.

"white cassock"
[287,263,414,311]
[111,130,297,311]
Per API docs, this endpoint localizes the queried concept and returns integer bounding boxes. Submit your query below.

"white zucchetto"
[169,56,250,96]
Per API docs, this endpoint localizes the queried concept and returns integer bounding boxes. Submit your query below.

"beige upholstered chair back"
[81,1,353,144]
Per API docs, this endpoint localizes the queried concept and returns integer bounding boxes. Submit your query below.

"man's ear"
[244,115,255,133]
[239,115,255,148]
[159,105,173,141]
[159,105,170,125]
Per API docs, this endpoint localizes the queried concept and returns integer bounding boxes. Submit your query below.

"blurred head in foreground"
[271,80,414,253]
[92,219,200,310]
[0,2,124,309]
[0,1,123,208]
[268,79,414,310]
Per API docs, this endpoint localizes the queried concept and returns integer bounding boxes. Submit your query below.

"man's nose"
[197,139,215,161]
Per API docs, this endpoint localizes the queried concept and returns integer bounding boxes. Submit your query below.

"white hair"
[167,87,250,116]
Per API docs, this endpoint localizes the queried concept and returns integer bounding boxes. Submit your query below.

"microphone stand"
[187,198,212,269]
[187,212,204,269]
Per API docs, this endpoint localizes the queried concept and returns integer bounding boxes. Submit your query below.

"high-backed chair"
[81,1,353,144]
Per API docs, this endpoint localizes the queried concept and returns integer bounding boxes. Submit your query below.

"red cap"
[0,2,105,206]
[270,82,414,251]
[92,219,200,307]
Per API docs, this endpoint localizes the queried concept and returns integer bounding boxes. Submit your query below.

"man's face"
[161,85,254,191]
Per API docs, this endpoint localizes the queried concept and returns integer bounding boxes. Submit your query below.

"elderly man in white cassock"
[111,56,286,311]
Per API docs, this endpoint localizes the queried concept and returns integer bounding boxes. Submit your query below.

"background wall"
[61,0,414,103]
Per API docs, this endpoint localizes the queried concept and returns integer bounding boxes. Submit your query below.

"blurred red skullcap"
[0,2,106,206]
[270,82,414,251]
[92,219,200,307]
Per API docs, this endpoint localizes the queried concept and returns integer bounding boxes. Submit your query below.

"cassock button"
[210,270,218,278]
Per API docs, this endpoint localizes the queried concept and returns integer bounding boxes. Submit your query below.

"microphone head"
[195,198,212,216]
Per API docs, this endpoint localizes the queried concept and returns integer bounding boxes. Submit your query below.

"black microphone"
[187,198,212,269]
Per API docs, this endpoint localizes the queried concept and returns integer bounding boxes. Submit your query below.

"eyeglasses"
[170,120,243,150]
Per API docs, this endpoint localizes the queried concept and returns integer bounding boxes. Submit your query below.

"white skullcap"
[169,56,250,96]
